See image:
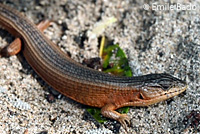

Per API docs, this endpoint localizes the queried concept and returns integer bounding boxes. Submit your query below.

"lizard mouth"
[161,85,187,98]
[137,85,187,106]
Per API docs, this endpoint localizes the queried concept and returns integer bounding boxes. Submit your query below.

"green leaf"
[86,108,107,123]
[102,44,132,77]
[87,40,133,124]
[118,107,130,114]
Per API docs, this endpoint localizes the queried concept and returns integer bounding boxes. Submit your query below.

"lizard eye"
[160,84,172,90]
[157,79,173,91]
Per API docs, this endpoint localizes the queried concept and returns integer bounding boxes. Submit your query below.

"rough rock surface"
[0,0,199,133]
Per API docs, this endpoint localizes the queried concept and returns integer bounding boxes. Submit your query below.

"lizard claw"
[118,114,130,130]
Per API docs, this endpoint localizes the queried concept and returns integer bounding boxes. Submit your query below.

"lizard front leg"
[101,103,130,130]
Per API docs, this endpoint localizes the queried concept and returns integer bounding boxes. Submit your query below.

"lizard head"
[136,73,187,106]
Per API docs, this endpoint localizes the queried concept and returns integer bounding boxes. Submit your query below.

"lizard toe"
[118,114,130,130]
